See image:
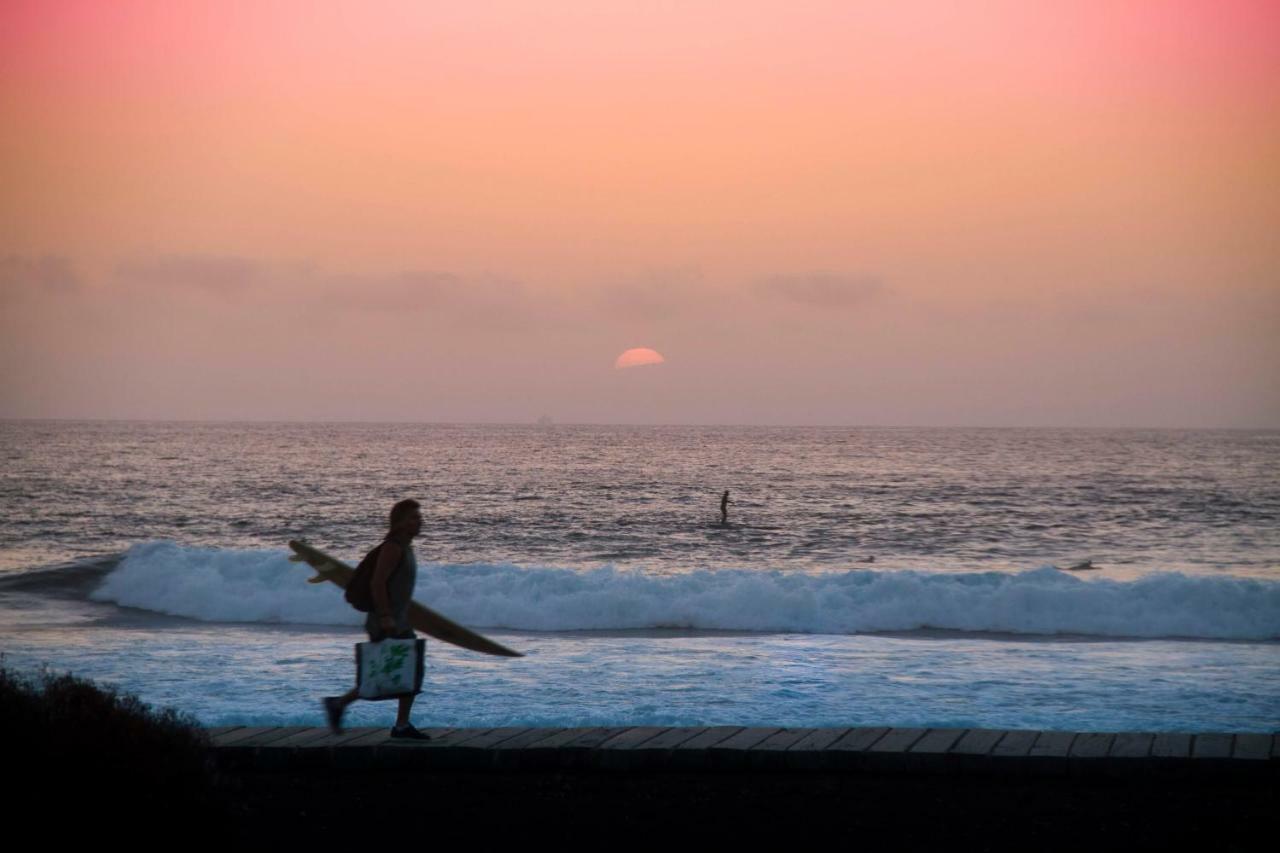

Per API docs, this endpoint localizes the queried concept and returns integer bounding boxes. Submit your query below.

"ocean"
[2,421,1277,731]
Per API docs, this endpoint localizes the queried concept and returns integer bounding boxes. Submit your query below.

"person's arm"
[372,540,402,631]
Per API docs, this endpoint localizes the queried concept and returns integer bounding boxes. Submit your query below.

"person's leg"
[375,632,426,739]
[324,634,369,733]
[390,694,428,739]
[323,687,359,734]
[395,694,414,727]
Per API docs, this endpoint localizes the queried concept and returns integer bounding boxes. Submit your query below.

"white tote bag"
[355,638,426,700]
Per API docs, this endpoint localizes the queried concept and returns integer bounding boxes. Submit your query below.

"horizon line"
[2,417,1276,432]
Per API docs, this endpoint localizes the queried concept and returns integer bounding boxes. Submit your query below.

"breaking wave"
[77,542,1280,640]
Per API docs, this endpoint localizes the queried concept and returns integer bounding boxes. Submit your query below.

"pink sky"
[2,1,1277,425]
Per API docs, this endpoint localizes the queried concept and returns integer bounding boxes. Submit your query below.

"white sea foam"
[88,542,1280,640]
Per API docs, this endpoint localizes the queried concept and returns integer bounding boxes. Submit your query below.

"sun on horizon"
[615,348,666,370]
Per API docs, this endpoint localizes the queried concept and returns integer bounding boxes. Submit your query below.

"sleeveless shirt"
[364,542,417,639]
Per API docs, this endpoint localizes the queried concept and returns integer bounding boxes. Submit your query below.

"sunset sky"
[2,0,1277,425]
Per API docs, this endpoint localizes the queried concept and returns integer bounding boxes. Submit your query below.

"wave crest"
[84,542,1280,640]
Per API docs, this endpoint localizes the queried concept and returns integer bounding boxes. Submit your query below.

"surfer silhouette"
[720,490,733,525]
[323,499,429,740]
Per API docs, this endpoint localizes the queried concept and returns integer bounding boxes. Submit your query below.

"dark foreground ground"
[16,759,1274,848]
[213,766,1275,849]
[6,666,1273,849]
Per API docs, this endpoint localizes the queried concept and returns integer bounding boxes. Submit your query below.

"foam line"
[85,542,1280,640]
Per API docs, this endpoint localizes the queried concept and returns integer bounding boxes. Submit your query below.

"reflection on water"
[2,422,1277,577]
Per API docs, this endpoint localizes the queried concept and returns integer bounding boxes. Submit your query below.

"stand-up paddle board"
[288,539,522,657]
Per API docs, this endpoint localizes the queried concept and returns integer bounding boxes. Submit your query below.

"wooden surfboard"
[288,539,523,658]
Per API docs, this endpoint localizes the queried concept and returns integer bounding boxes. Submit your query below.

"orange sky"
[2,1,1278,425]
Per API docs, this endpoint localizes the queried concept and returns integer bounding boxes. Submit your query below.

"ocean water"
[2,421,1277,731]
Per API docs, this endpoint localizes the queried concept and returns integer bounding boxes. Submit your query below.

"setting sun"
[614,348,666,369]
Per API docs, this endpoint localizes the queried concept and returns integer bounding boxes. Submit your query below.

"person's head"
[388,498,423,539]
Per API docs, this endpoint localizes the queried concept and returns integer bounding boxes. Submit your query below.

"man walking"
[323,498,429,740]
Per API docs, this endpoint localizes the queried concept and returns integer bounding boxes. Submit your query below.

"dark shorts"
[367,625,416,643]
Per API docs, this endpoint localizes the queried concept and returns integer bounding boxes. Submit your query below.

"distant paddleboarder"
[720,490,733,525]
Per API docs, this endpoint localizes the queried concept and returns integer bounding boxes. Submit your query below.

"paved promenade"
[209,725,1278,775]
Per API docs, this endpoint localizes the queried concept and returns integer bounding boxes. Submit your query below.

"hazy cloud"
[756,273,884,308]
[320,270,460,312]
[594,268,707,322]
[3,252,1274,426]
[0,255,81,295]
[105,258,540,329]
[317,269,540,330]
[115,255,260,292]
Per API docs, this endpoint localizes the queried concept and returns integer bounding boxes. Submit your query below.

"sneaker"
[390,723,430,741]
[323,696,345,735]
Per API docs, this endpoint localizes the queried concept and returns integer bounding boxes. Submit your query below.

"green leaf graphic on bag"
[358,639,421,699]
[377,643,410,677]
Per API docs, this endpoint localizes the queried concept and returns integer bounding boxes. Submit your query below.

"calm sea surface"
[4,421,1277,575]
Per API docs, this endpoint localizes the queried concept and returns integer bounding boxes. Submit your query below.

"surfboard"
[287,539,523,658]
